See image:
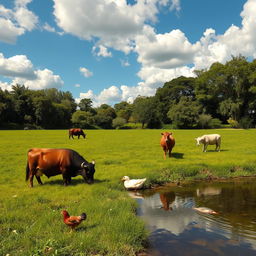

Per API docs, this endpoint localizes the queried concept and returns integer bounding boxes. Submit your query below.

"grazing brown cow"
[26,148,95,187]
[69,128,86,139]
[160,132,175,159]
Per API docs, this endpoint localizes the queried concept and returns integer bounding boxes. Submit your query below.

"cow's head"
[80,161,95,184]
[195,137,202,146]
[161,132,172,142]
[81,131,86,138]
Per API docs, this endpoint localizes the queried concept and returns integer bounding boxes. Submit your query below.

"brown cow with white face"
[160,132,175,159]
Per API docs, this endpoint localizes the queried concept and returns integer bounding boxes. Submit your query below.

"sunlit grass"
[0,129,256,255]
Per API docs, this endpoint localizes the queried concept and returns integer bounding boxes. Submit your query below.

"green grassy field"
[1,129,256,256]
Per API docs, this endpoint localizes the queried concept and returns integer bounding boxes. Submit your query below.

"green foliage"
[71,110,95,128]
[0,86,76,129]
[155,76,196,123]
[167,96,201,128]
[227,118,239,128]
[209,118,222,128]
[197,114,213,129]
[132,96,161,128]
[78,98,95,115]
[114,101,133,122]
[239,116,253,129]
[112,117,127,129]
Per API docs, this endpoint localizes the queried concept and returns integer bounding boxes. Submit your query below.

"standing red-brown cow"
[160,132,175,159]
[69,128,86,139]
[26,148,95,187]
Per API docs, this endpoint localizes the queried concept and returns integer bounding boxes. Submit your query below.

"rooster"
[61,210,87,231]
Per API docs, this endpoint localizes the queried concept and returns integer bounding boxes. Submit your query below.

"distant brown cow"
[160,132,175,159]
[69,128,86,139]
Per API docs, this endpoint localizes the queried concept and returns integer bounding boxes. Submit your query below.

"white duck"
[121,176,147,190]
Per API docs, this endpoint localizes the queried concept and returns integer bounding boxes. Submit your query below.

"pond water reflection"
[131,178,256,256]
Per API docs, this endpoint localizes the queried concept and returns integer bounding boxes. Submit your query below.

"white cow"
[195,134,221,152]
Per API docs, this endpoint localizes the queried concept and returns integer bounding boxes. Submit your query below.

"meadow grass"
[0,129,256,255]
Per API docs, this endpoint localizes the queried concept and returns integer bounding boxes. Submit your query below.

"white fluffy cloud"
[170,0,181,12]
[0,53,36,79]
[0,0,38,43]
[53,0,175,53]
[0,81,12,91]
[13,69,64,90]
[92,45,112,58]
[75,0,256,106]
[0,53,63,91]
[135,26,200,69]
[194,0,256,69]
[80,67,93,78]
[76,86,122,107]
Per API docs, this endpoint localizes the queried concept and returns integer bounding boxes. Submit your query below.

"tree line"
[1,56,256,129]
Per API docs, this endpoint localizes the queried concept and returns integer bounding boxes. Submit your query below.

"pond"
[130,178,256,256]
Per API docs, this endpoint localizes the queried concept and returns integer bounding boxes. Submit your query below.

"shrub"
[112,117,127,129]
[197,114,212,129]
[227,118,239,128]
[209,118,222,128]
[239,116,253,129]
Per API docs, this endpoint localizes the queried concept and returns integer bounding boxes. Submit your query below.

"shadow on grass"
[171,152,184,159]
[76,224,98,232]
[43,178,109,186]
[204,149,229,153]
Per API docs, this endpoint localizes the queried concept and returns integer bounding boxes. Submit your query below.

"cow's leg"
[203,144,208,152]
[168,149,172,158]
[29,173,34,187]
[78,135,80,139]
[216,143,220,152]
[36,175,43,185]
[62,173,70,186]
[163,148,167,159]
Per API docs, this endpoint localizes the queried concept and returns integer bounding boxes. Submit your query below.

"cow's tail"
[26,161,30,181]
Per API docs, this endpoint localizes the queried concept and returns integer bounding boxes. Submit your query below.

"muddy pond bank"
[133,177,256,256]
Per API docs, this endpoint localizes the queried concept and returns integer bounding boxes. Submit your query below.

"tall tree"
[132,96,161,128]
[94,104,116,129]
[167,96,201,128]
[155,76,196,123]
[78,98,95,114]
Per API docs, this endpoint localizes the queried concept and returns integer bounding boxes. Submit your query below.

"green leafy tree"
[71,110,95,128]
[11,84,33,125]
[112,117,127,129]
[167,96,201,128]
[155,76,196,123]
[78,98,96,114]
[132,96,162,128]
[114,101,132,122]
[94,104,116,129]
[197,114,213,129]
[195,56,254,123]
[32,97,56,128]
[0,89,16,125]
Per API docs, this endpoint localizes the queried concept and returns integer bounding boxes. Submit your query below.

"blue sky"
[0,0,254,106]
